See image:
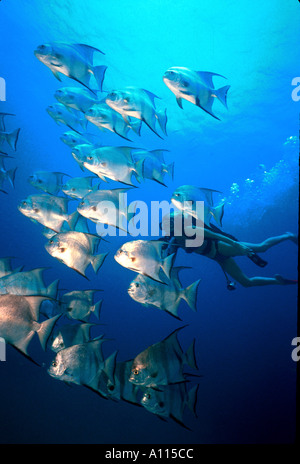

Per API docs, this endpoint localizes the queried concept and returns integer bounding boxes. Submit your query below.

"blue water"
[0,0,299,444]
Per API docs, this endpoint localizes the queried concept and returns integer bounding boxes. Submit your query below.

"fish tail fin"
[7,166,17,187]
[185,339,198,370]
[91,252,108,274]
[211,202,225,227]
[91,299,103,319]
[37,314,61,351]
[92,65,108,92]
[215,85,230,109]
[157,108,168,135]
[161,252,176,279]
[181,279,201,312]
[47,279,60,299]
[186,384,199,417]
[163,161,174,180]
[7,128,20,151]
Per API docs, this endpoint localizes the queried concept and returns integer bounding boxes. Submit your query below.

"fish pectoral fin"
[51,70,62,81]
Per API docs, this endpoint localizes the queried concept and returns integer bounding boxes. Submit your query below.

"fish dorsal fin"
[25,295,50,321]
[198,187,222,206]
[196,71,226,89]
[52,195,71,212]
[84,233,101,252]
[142,89,161,105]
[80,323,94,340]
[70,43,105,62]
[115,146,135,162]
[163,325,187,354]
[110,187,134,198]
[27,267,47,288]
[149,149,169,163]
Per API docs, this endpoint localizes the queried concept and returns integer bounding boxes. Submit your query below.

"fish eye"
[51,360,57,367]
[49,239,54,244]
[87,156,93,160]
[145,393,151,399]
[79,201,84,206]
[135,282,140,288]
[133,369,139,376]
[22,201,27,206]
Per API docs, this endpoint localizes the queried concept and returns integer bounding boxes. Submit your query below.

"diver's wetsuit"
[160,216,267,267]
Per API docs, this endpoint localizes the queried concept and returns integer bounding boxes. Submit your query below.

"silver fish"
[48,336,108,386]
[128,267,201,319]
[77,187,133,231]
[45,231,108,278]
[81,146,144,185]
[0,128,20,151]
[171,185,225,227]
[114,239,176,283]
[55,86,98,113]
[62,176,100,199]
[163,66,230,120]
[85,103,142,141]
[106,86,167,139]
[141,383,198,427]
[0,294,60,357]
[28,171,69,195]
[0,153,17,193]
[18,194,72,232]
[47,103,87,133]
[129,327,198,388]
[50,322,95,352]
[60,130,95,148]
[61,289,103,322]
[34,42,107,93]
[132,149,174,186]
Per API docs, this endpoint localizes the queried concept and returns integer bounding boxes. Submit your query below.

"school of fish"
[0,41,233,429]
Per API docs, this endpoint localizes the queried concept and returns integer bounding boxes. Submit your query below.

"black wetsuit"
[160,217,267,267]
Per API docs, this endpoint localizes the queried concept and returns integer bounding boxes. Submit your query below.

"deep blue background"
[0,0,298,444]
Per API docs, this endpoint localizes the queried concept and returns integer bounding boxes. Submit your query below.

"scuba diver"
[160,211,298,290]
